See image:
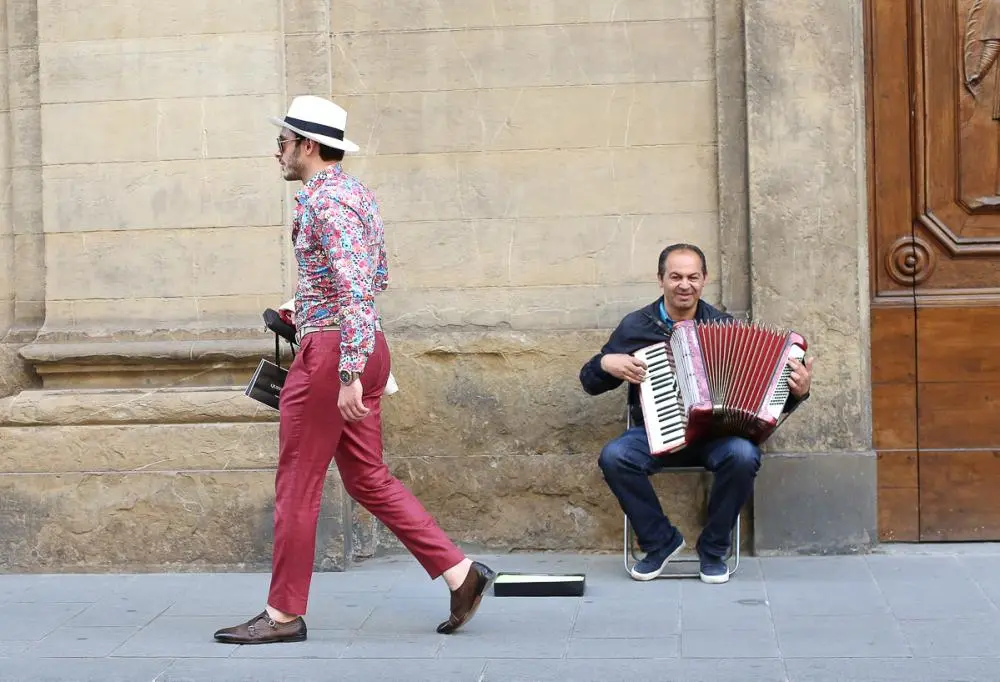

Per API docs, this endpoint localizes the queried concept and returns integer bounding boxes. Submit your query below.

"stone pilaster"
[716,0,751,318]
[0,0,43,400]
[744,0,876,553]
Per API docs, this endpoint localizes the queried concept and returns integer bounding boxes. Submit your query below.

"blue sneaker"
[629,533,685,581]
[698,551,730,584]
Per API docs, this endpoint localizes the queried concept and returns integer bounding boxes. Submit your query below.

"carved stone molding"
[17,338,284,390]
[885,235,936,286]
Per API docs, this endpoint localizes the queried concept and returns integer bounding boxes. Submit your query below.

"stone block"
[0,232,10,330]
[0,421,277,473]
[45,227,284,301]
[386,214,719,290]
[13,233,44,304]
[0,132,7,199]
[754,452,876,555]
[332,21,714,94]
[510,213,718,287]
[347,145,717,223]
[162,95,284,160]
[5,0,38,48]
[45,228,283,300]
[380,287,517,330]
[10,107,42,169]
[0,53,7,111]
[6,47,39,111]
[334,0,714,33]
[41,96,281,165]
[285,0,330,34]
[385,220,513,290]
[377,282,700,330]
[39,34,281,104]
[374,330,665,460]
[0,386,273,428]
[193,294,280,330]
[505,285,647,331]
[41,298,195,336]
[13,300,44,329]
[285,33,331,97]
[378,452,710,553]
[339,82,716,155]
[11,167,42,235]
[42,159,283,232]
[37,0,279,43]
[0,468,346,573]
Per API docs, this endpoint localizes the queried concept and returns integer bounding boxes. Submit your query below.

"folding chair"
[622,409,741,578]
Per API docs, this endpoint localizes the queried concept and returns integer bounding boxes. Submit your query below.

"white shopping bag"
[384,372,399,396]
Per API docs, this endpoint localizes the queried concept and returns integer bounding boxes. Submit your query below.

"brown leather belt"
[298,320,382,342]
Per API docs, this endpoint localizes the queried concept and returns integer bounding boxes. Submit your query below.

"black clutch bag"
[262,308,297,345]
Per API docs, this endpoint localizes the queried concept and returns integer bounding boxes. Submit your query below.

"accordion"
[634,319,807,455]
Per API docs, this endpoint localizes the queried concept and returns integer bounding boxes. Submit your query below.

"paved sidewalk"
[2,546,1000,681]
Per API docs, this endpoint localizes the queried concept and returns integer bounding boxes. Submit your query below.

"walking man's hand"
[338,380,369,421]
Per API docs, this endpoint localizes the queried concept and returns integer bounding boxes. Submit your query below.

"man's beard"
[670,292,697,309]
[283,153,304,181]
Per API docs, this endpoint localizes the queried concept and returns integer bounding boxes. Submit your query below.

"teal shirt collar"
[658,299,674,328]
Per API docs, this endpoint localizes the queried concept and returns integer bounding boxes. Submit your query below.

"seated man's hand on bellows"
[787,357,814,399]
[600,353,648,385]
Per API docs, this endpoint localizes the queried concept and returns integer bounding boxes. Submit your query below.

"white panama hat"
[269,95,360,153]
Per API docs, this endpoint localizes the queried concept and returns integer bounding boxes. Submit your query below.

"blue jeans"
[598,427,761,559]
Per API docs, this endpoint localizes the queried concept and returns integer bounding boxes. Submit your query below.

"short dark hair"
[657,243,707,278]
[317,144,345,163]
[295,134,345,162]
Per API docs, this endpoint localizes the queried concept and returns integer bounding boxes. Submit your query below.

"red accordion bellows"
[635,319,807,455]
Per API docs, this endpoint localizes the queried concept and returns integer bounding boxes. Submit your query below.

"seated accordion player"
[634,319,807,455]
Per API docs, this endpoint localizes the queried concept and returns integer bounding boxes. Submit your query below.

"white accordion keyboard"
[633,342,687,454]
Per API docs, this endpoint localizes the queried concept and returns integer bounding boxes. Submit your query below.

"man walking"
[214,96,495,644]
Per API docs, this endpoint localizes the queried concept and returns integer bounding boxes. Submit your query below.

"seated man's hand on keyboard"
[600,354,648,384]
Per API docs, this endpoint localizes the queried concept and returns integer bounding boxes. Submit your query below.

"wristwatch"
[339,370,360,385]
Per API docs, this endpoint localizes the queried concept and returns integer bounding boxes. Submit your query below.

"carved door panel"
[870,0,1000,541]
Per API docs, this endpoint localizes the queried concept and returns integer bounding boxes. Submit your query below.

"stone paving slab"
[1,547,1000,681]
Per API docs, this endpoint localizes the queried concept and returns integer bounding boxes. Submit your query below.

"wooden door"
[869,0,1000,541]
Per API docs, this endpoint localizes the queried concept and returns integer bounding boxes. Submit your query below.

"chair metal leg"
[618,410,742,579]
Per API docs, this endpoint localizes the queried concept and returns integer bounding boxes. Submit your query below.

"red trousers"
[267,330,465,615]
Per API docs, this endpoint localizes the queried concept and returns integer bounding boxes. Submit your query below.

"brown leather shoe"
[436,561,496,634]
[213,611,307,644]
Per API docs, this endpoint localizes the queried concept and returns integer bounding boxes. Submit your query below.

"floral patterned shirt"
[292,164,388,373]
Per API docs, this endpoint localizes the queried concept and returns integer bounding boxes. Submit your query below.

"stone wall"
[36,1,286,338]
[1,0,313,572]
[330,1,727,560]
[336,1,722,328]
[0,0,874,572]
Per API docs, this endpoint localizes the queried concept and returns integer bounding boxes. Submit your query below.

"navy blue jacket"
[579,298,805,427]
